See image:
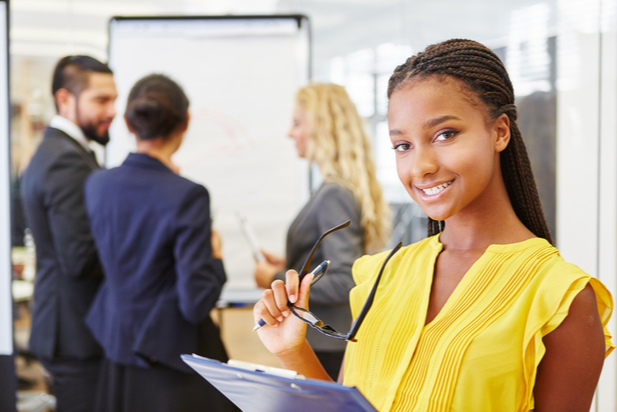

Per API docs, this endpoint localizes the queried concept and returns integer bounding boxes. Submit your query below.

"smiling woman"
[253,38,614,412]
[388,76,513,229]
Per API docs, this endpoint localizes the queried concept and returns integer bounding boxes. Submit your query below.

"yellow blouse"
[343,236,613,412]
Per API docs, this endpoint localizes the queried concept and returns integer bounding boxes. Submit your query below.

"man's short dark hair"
[51,55,113,101]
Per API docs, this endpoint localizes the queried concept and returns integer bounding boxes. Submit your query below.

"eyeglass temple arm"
[347,242,403,340]
[298,220,351,282]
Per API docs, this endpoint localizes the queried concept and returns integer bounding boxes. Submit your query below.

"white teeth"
[421,181,452,195]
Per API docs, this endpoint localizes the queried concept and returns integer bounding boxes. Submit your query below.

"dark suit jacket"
[20,126,103,360]
[84,153,228,373]
[273,182,364,351]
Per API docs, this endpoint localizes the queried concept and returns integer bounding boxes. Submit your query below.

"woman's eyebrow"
[389,115,462,136]
[424,115,461,128]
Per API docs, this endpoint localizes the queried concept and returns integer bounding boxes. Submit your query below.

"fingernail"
[283,311,290,318]
[289,294,297,303]
[277,316,284,322]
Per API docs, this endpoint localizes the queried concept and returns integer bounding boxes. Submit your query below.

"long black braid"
[388,39,553,244]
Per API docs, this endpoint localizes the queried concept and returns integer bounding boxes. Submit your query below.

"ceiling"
[10,0,558,65]
[10,0,280,59]
[9,0,559,106]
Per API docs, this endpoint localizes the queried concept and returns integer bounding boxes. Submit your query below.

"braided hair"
[388,39,553,244]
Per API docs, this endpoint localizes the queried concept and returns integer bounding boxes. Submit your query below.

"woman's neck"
[136,137,179,173]
[439,174,536,253]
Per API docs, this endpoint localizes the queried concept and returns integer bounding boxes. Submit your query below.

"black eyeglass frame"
[288,220,402,342]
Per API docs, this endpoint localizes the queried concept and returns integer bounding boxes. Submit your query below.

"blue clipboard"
[181,354,377,412]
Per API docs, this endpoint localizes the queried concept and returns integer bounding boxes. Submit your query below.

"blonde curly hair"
[296,83,391,253]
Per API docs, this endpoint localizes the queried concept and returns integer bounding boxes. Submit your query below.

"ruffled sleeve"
[521,261,614,410]
[589,277,615,357]
[536,267,613,356]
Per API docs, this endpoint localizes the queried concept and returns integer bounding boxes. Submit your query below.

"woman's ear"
[124,114,136,134]
[180,112,190,133]
[494,113,511,153]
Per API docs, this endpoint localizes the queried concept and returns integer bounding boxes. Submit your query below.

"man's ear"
[55,88,76,118]
[494,113,511,153]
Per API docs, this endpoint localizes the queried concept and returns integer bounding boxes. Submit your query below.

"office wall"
[557,0,617,409]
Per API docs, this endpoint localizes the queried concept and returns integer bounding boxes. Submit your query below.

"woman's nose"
[410,145,438,179]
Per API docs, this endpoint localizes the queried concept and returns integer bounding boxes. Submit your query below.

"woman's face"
[388,76,510,222]
[288,105,309,158]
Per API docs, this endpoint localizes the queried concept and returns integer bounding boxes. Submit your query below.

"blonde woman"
[254,83,390,379]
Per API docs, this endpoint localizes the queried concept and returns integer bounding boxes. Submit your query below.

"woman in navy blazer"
[85,74,238,412]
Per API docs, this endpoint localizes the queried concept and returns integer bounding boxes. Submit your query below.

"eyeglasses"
[289,220,402,342]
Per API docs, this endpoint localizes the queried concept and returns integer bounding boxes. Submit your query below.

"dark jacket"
[20,126,103,360]
[84,153,227,373]
[273,182,364,351]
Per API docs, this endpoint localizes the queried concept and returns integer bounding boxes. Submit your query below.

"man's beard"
[75,104,111,146]
[81,122,110,146]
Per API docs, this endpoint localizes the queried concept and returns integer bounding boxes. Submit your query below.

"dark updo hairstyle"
[388,39,552,244]
[125,74,189,140]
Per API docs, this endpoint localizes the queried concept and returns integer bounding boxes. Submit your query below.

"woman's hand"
[254,271,335,381]
[262,250,286,268]
[211,230,223,259]
[253,270,312,357]
[253,251,286,288]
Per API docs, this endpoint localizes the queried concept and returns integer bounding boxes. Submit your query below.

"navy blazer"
[21,127,103,360]
[84,153,227,373]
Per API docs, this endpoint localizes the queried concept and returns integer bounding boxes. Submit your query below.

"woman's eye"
[435,130,458,141]
[392,143,411,152]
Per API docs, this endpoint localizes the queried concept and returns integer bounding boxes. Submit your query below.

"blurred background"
[9,0,563,249]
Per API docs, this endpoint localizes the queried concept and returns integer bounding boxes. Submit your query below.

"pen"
[252,260,330,332]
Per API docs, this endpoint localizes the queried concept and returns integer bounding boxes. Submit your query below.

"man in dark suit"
[20,56,117,412]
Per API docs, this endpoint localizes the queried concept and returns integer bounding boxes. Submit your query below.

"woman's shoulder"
[531,246,592,284]
[94,163,208,202]
[145,167,209,198]
[315,181,355,200]
[306,181,361,221]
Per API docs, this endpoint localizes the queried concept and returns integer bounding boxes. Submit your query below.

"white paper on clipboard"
[236,212,266,262]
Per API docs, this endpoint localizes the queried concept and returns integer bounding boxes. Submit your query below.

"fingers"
[261,250,276,263]
[254,294,278,326]
[295,272,314,309]
[257,280,290,325]
[272,280,291,318]
[253,270,312,329]
[285,270,299,304]
[254,262,276,288]
[261,250,274,261]
[262,250,285,266]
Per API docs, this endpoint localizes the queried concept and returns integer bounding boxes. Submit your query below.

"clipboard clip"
[227,359,305,380]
